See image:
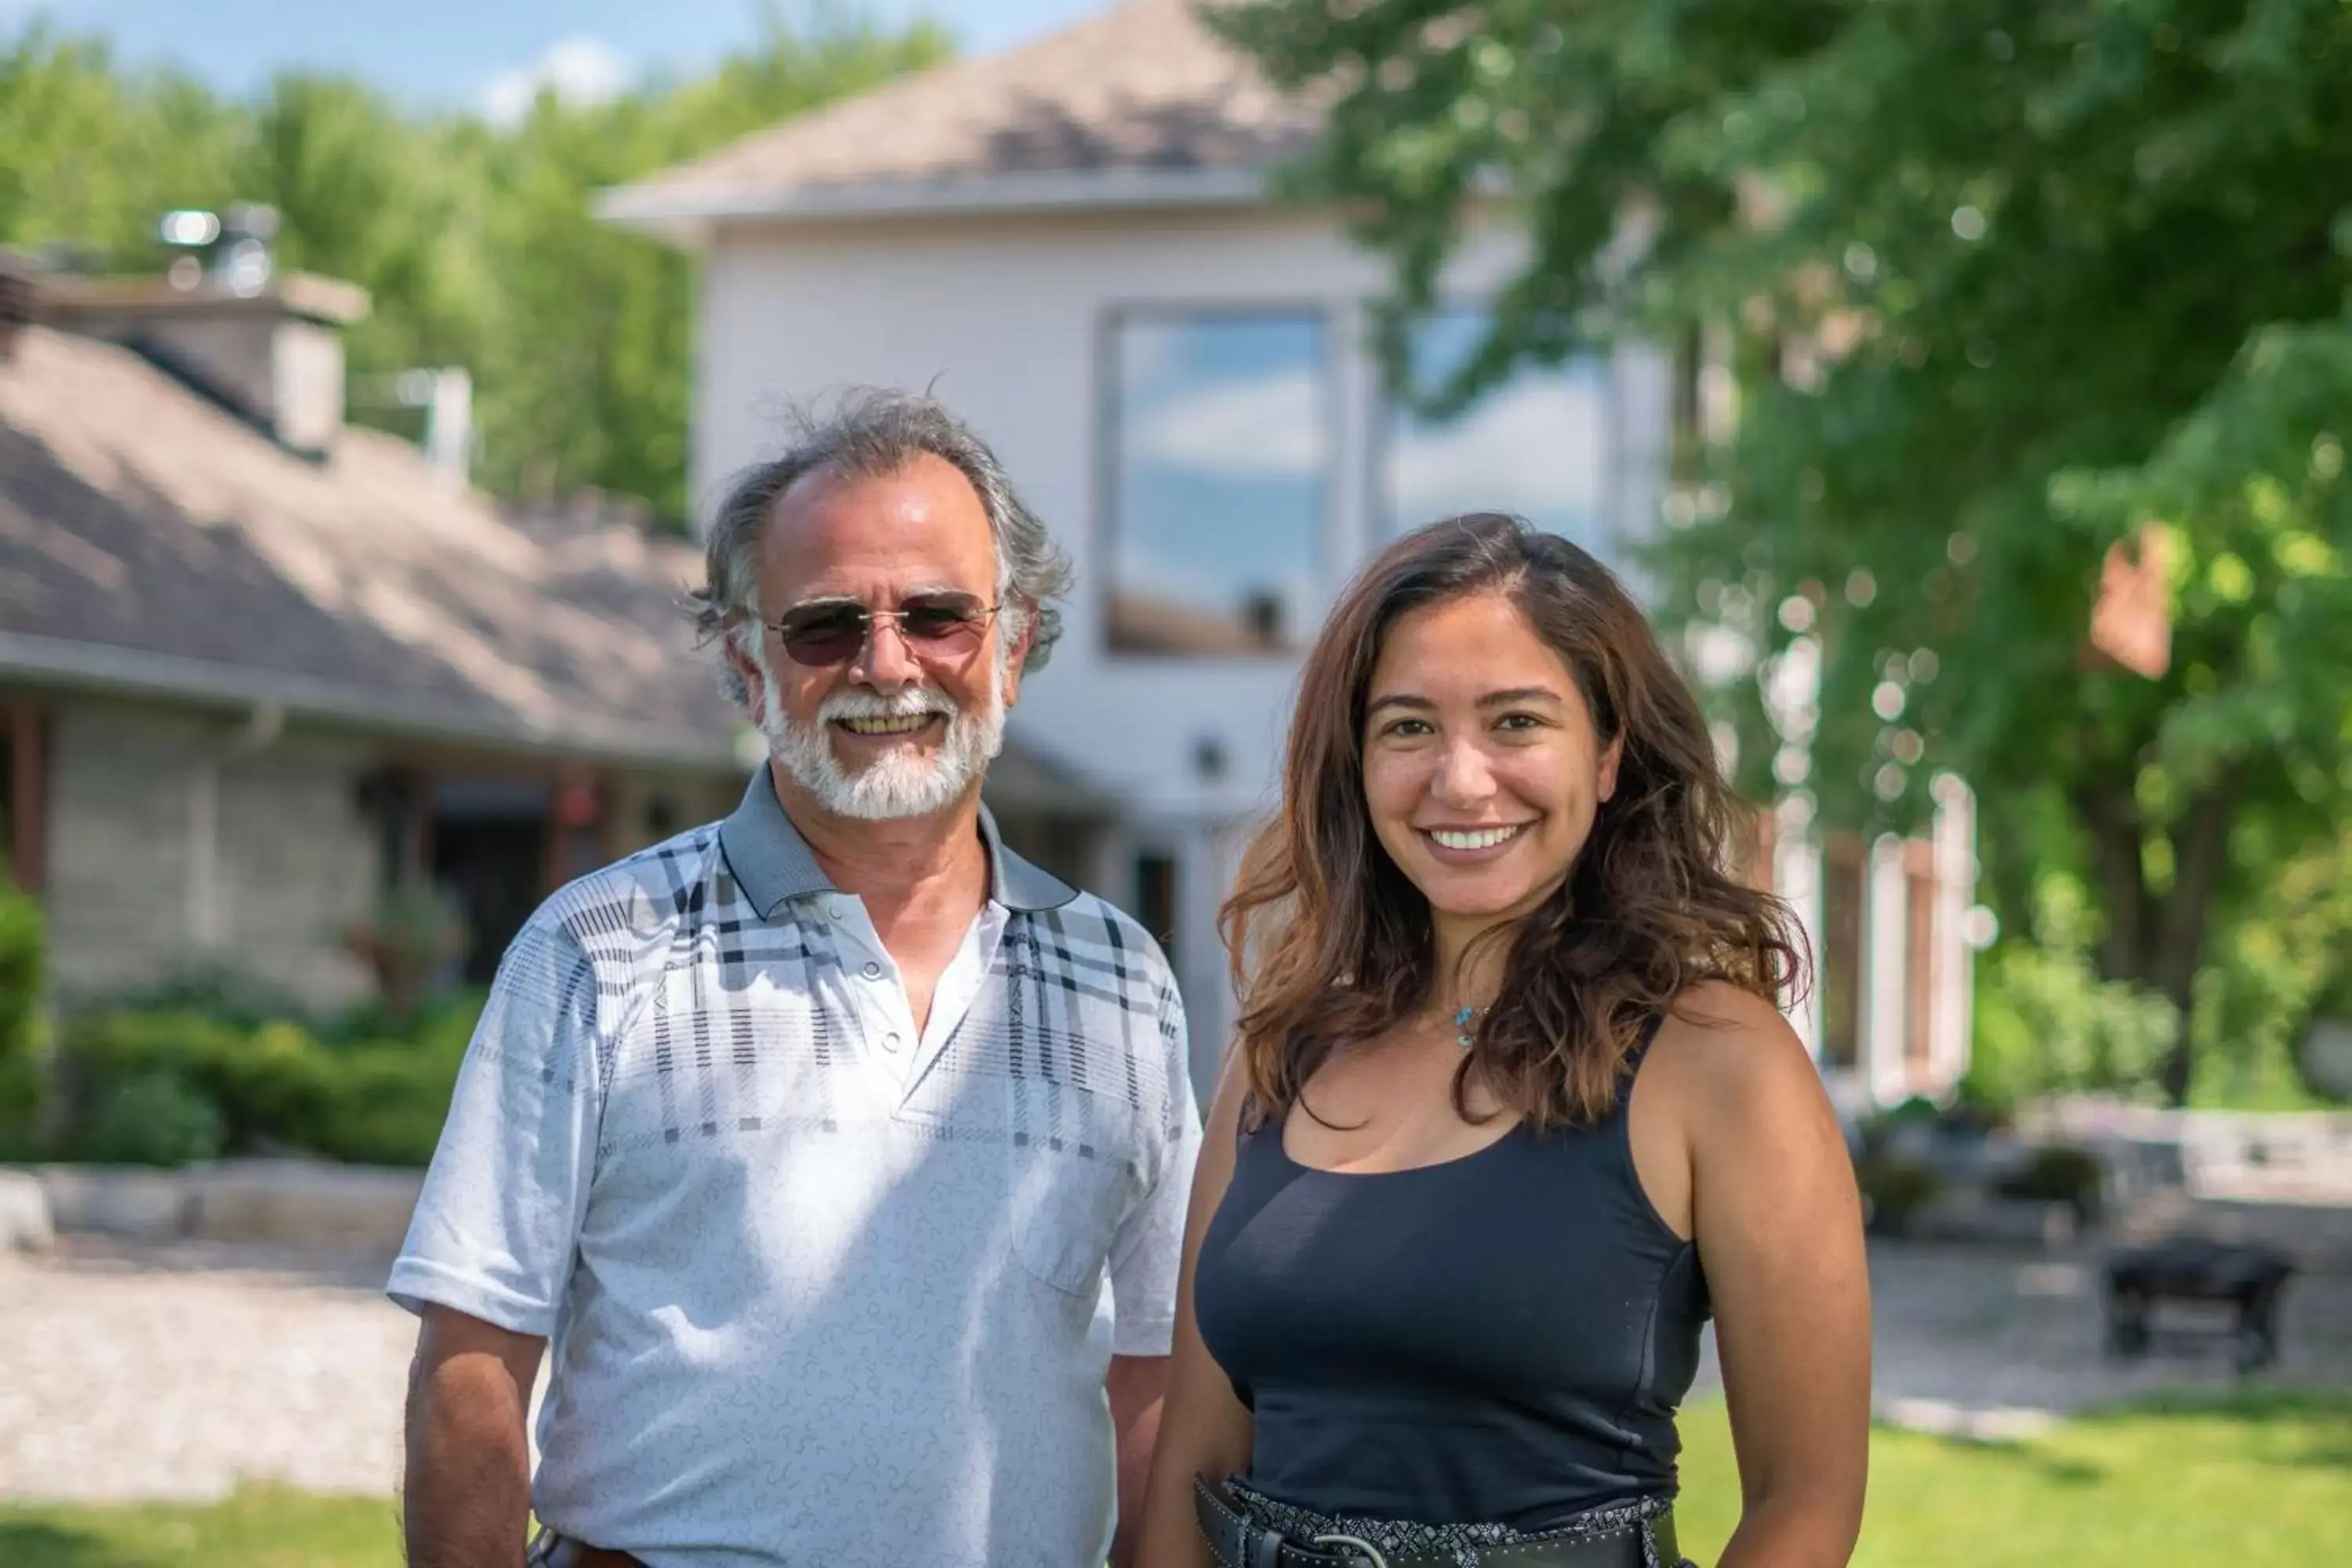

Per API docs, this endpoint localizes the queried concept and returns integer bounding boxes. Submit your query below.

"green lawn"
[1675,1392,2352,1566]
[3,1394,2347,1566]
[0,1486,401,1567]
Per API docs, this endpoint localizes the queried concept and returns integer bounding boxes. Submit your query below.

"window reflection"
[1106,311,1330,655]
[1383,308,1613,554]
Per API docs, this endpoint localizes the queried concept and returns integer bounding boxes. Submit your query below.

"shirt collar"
[717,767,1078,919]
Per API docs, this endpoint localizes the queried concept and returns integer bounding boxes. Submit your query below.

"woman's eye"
[1496,713,1541,731]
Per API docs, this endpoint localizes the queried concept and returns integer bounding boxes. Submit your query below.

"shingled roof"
[601,0,1318,234]
[0,323,741,768]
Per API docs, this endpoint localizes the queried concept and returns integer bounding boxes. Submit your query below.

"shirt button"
[862,960,883,979]
[826,899,846,920]
[884,1032,904,1053]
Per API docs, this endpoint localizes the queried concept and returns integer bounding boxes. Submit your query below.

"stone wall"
[45,698,378,1009]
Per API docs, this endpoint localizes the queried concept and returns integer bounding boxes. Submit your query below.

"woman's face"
[1361,590,1622,932]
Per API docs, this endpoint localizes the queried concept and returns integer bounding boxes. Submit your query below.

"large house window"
[1381,307,1614,554]
[1105,310,1330,655]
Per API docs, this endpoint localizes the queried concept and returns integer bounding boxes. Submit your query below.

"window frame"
[1367,299,1624,559]
[1094,299,1343,663]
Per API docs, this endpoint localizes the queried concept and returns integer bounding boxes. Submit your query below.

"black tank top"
[1193,1030,1708,1530]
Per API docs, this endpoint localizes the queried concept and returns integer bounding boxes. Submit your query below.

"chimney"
[394,366,474,485]
[0,249,40,362]
[40,206,368,458]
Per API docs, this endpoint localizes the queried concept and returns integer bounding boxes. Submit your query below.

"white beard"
[754,638,1007,821]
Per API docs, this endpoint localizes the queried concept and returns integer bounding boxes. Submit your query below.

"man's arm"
[1106,1353,1171,1568]
[389,910,602,1565]
[404,1305,546,1568]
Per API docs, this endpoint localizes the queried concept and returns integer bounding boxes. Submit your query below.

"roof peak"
[602,0,1316,239]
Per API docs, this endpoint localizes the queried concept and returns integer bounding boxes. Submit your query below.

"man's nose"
[851,614,924,689]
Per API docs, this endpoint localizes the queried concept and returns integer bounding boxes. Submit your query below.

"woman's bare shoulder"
[1650,981,1827,1122]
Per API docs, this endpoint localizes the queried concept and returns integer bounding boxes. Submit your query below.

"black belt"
[1193,1477,1671,1568]
[528,1530,645,1568]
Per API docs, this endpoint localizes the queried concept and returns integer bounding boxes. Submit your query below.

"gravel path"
[2,1229,2348,1504]
[0,1240,417,1504]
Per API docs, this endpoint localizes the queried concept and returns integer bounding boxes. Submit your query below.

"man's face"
[731,454,1031,822]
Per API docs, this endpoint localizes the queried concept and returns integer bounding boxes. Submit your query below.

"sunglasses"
[764,592,1000,668]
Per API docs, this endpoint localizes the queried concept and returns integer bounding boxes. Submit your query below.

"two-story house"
[604,0,1978,1109]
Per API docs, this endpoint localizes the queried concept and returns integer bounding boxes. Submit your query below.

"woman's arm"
[1661,985,1871,1568]
[1134,1056,1258,1568]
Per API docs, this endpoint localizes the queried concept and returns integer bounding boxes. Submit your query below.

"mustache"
[815,686,958,723]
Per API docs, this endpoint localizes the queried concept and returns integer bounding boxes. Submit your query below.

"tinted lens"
[897,595,989,646]
[776,605,869,666]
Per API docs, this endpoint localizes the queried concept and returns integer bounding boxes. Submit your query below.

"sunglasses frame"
[761,592,1001,668]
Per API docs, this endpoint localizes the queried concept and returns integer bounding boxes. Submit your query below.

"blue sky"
[5,1,1107,115]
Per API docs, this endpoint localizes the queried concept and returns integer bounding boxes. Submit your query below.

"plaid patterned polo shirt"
[390,770,1202,1568]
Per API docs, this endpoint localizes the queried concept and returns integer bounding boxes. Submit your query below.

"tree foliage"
[1216,0,2352,1099]
[0,5,949,521]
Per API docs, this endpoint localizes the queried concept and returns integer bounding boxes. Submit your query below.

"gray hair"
[690,390,1074,706]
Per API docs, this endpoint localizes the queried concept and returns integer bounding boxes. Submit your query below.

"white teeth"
[837,714,938,735]
[1429,826,1523,851]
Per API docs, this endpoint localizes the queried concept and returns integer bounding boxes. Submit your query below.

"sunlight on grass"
[1677,1393,2352,1566]
[0,1485,402,1568]
[1,1396,2345,1566]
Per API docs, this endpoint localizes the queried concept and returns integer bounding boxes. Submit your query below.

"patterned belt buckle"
[1311,1532,1390,1568]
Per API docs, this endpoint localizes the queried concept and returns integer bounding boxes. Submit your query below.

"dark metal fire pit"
[2103,1236,2295,1373]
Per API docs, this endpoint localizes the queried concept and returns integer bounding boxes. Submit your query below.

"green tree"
[1216,0,2352,1100]
[0,24,244,263]
[233,73,485,383]
[466,3,951,520]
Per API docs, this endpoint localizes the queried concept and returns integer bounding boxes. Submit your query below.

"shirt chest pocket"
[1005,1108,1146,1298]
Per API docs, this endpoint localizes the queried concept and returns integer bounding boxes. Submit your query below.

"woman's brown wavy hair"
[1219,513,1809,1130]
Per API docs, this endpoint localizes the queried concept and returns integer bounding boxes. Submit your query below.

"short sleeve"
[1105,983,1203,1356]
[386,912,604,1335]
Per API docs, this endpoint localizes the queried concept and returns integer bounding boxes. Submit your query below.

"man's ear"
[724,622,766,714]
[1000,604,1037,705]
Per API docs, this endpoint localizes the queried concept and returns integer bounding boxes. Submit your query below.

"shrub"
[1969,942,2180,1110]
[1997,1144,2107,1221]
[53,999,477,1167]
[108,968,313,1033]
[79,1070,227,1167]
[344,884,469,1025]
[0,872,47,1138]
[59,1011,335,1152]
[1854,1150,1942,1235]
[305,1044,463,1166]
[321,985,487,1054]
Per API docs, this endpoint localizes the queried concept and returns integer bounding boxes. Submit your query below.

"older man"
[393,393,1200,1568]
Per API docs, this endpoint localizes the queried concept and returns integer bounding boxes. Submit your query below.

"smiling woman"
[1137,513,1871,1568]
[1225,513,1803,1127]
[1359,592,1625,968]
